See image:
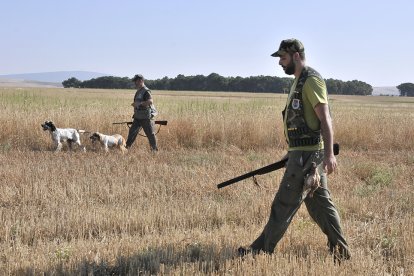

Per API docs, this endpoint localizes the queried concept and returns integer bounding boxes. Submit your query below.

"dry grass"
[0,87,413,275]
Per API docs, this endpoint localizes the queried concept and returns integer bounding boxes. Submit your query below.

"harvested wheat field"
[0,87,413,275]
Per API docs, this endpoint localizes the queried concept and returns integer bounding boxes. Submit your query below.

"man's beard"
[283,60,295,75]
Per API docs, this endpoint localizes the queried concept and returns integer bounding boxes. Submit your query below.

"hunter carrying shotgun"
[232,39,350,263]
[125,74,159,151]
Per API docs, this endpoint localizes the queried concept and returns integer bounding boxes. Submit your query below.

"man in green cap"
[238,39,350,262]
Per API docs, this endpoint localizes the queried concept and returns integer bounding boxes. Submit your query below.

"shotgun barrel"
[217,143,339,189]
[113,120,168,126]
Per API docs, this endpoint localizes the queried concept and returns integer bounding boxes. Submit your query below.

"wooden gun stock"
[155,120,168,126]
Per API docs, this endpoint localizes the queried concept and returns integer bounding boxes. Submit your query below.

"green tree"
[326,79,372,95]
[81,76,132,89]
[397,83,414,96]
[62,77,81,88]
[170,74,188,90]
[326,78,340,94]
[206,73,228,91]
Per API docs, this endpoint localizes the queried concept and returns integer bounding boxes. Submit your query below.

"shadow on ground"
[19,243,238,275]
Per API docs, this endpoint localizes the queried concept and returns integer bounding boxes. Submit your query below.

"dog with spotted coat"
[41,121,86,152]
[89,132,127,153]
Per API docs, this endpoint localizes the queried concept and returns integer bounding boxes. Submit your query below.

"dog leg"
[68,140,73,151]
[55,142,62,152]
[104,143,109,152]
[79,143,86,152]
[75,140,86,152]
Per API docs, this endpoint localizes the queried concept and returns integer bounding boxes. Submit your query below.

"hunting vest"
[133,86,152,119]
[283,66,322,148]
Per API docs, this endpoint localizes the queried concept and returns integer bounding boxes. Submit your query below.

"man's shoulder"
[141,86,152,100]
[303,76,328,105]
[298,66,325,91]
[138,86,151,92]
[137,86,151,96]
[306,66,323,79]
[304,75,326,88]
[303,68,327,102]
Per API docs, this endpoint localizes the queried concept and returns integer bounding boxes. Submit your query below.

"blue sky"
[0,0,412,87]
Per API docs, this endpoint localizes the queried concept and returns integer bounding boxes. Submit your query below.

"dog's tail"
[77,129,89,134]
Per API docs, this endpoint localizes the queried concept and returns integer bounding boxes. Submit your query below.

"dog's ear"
[48,122,56,131]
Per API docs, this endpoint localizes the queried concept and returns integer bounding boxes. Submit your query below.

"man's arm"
[314,103,337,174]
[131,91,153,108]
[139,90,153,107]
[131,99,152,108]
[139,98,153,107]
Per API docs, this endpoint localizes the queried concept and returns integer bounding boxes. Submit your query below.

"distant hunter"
[126,74,159,151]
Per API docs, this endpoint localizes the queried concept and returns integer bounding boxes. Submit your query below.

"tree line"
[396,83,414,97]
[62,73,413,96]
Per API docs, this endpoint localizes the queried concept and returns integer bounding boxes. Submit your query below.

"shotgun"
[217,143,339,189]
[112,120,168,127]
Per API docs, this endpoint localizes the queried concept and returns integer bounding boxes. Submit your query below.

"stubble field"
[0,87,413,275]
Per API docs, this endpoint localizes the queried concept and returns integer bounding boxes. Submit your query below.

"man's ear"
[293,52,300,61]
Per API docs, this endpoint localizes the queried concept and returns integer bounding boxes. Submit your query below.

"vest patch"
[292,99,300,109]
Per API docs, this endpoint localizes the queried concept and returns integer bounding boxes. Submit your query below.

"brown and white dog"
[41,120,86,152]
[90,132,127,153]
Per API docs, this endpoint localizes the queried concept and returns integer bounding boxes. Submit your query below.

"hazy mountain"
[0,71,112,83]
[0,78,63,88]
[372,86,399,96]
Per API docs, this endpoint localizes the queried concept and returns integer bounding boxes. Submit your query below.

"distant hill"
[0,71,112,83]
[0,78,63,88]
[372,86,399,96]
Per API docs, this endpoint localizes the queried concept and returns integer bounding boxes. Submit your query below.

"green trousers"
[250,150,350,259]
[126,119,158,151]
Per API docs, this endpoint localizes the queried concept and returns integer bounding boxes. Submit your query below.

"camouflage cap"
[271,39,305,57]
[132,74,144,82]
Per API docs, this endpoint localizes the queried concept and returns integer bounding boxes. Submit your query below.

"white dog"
[89,132,127,153]
[41,121,86,152]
